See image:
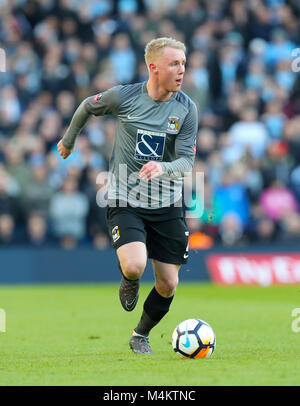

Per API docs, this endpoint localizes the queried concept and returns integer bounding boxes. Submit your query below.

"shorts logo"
[112,226,120,243]
[93,93,102,103]
[167,116,180,133]
[135,129,166,162]
[184,231,189,259]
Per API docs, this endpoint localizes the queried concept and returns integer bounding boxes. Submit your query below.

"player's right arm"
[57,86,121,159]
[57,139,74,159]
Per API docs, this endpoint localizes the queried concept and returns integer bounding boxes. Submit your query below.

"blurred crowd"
[0,0,300,249]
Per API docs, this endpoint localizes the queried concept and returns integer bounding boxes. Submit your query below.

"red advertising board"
[206,253,300,286]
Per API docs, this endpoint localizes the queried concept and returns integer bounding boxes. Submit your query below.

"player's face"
[156,47,186,92]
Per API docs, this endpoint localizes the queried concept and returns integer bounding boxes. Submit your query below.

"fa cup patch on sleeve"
[93,93,103,103]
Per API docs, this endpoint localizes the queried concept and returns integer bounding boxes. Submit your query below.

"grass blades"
[0,283,299,386]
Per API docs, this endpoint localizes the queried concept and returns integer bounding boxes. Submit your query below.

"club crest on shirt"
[93,93,102,103]
[112,225,120,243]
[167,116,180,133]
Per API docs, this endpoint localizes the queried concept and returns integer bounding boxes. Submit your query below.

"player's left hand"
[139,161,163,181]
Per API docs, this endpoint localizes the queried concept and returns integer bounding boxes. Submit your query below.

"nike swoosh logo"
[183,253,189,259]
[125,297,138,310]
[182,322,190,348]
[127,114,142,120]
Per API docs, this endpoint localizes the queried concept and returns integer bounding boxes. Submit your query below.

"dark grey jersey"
[62,82,198,208]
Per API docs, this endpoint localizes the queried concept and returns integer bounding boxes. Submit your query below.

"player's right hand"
[57,140,74,159]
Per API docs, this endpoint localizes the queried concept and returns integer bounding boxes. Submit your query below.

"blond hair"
[144,37,186,67]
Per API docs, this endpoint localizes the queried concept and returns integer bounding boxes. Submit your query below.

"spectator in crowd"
[246,202,278,243]
[0,85,21,130]
[261,98,286,140]
[108,33,136,84]
[185,174,222,242]
[49,176,89,249]
[245,58,266,91]
[185,50,210,110]
[259,178,299,221]
[0,170,19,244]
[277,210,300,242]
[4,147,31,196]
[0,214,15,245]
[225,106,270,164]
[219,211,244,246]
[264,28,296,70]
[83,167,110,250]
[22,159,54,219]
[25,211,50,247]
[260,139,292,188]
[0,0,300,249]
[56,90,77,127]
[289,164,300,206]
[213,166,251,229]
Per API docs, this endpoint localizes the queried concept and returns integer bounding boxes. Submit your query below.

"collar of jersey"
[142,81,177,103]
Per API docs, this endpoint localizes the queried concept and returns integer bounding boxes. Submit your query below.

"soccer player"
[57,37,198,354]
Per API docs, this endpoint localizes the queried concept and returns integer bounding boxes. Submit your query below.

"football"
[172,318,216,359]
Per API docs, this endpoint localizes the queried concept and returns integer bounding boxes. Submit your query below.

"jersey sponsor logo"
[93,93,102,103]
[167,116,180,133]
[134,129,166,162]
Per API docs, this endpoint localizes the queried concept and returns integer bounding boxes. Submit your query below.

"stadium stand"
[0,0,300,250]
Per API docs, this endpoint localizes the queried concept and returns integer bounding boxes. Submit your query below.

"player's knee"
[156,276,178,298]
[120,258,146,280]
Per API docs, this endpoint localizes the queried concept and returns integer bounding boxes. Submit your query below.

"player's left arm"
[140,102,198,180]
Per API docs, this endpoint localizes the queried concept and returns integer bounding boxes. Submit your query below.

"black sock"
[135,287,174,336]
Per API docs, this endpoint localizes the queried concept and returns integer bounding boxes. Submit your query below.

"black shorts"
[106,204,189,265]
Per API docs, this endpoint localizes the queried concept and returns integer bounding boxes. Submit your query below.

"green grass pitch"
[0,282,299,386]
